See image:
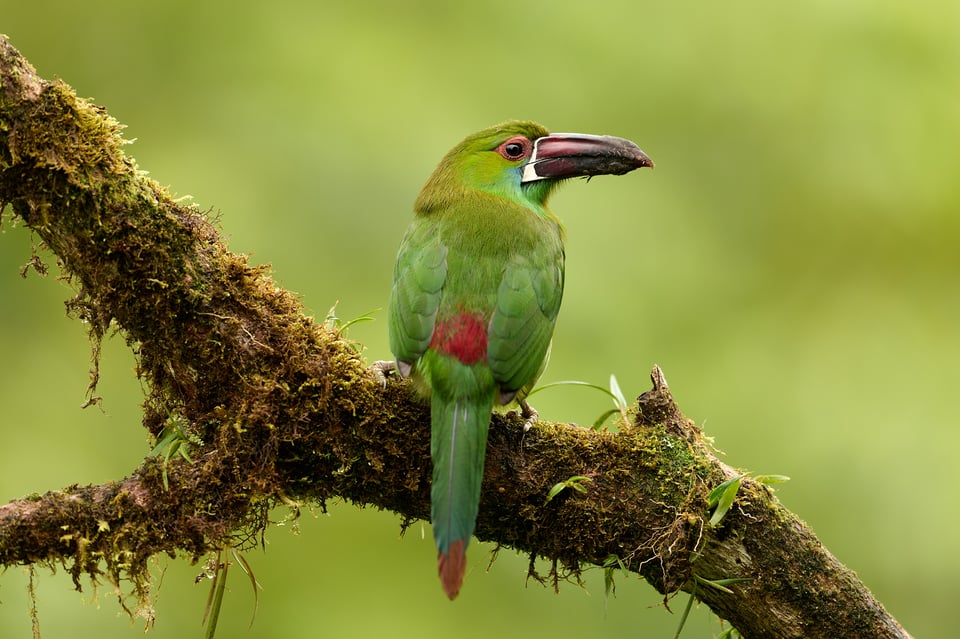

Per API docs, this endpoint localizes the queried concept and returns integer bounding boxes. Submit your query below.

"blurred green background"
[2,1,957,637]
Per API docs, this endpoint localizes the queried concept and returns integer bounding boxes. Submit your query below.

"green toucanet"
[388,121,652,599]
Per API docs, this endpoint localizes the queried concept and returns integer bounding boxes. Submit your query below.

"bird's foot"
[370,360,396,389]
[519,398,539,432]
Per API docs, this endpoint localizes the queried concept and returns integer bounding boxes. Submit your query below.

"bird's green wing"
[487,250,564,396]
[388,219,447,371]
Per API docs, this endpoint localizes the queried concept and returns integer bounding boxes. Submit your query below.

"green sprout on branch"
[544,475,593,505]
[529,373,630,430]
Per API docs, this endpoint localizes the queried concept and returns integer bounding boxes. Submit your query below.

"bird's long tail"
[431,390,493,600]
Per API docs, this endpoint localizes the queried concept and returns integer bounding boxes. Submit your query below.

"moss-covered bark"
[0,35,910,638]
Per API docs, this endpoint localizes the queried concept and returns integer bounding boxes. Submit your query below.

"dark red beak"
[521,133,653,183]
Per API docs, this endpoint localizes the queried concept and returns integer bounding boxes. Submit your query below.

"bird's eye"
[496,137,530,161]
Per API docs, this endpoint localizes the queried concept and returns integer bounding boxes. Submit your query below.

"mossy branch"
[0,35,910,639]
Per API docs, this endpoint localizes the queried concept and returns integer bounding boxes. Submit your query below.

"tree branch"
[0,35,911,638]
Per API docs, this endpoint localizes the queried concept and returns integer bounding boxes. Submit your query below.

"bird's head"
[415,120,653,214]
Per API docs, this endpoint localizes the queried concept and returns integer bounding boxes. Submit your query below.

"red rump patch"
[430,312,488,365]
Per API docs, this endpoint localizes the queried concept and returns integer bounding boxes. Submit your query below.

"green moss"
[2,59,355,611]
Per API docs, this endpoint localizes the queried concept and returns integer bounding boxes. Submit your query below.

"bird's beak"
[521,133,654,183]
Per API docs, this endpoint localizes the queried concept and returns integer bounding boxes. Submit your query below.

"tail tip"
[437,539,467,600]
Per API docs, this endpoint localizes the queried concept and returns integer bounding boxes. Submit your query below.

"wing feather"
[388,220,447,370]
[487,249,564,396]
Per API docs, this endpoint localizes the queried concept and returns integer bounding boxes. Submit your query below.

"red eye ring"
[496,136,531,161]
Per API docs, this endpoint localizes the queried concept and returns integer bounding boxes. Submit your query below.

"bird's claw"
[371,360,396,389]
[519,398,539,432]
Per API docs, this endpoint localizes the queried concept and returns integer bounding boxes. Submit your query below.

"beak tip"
[628,142,654,171]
